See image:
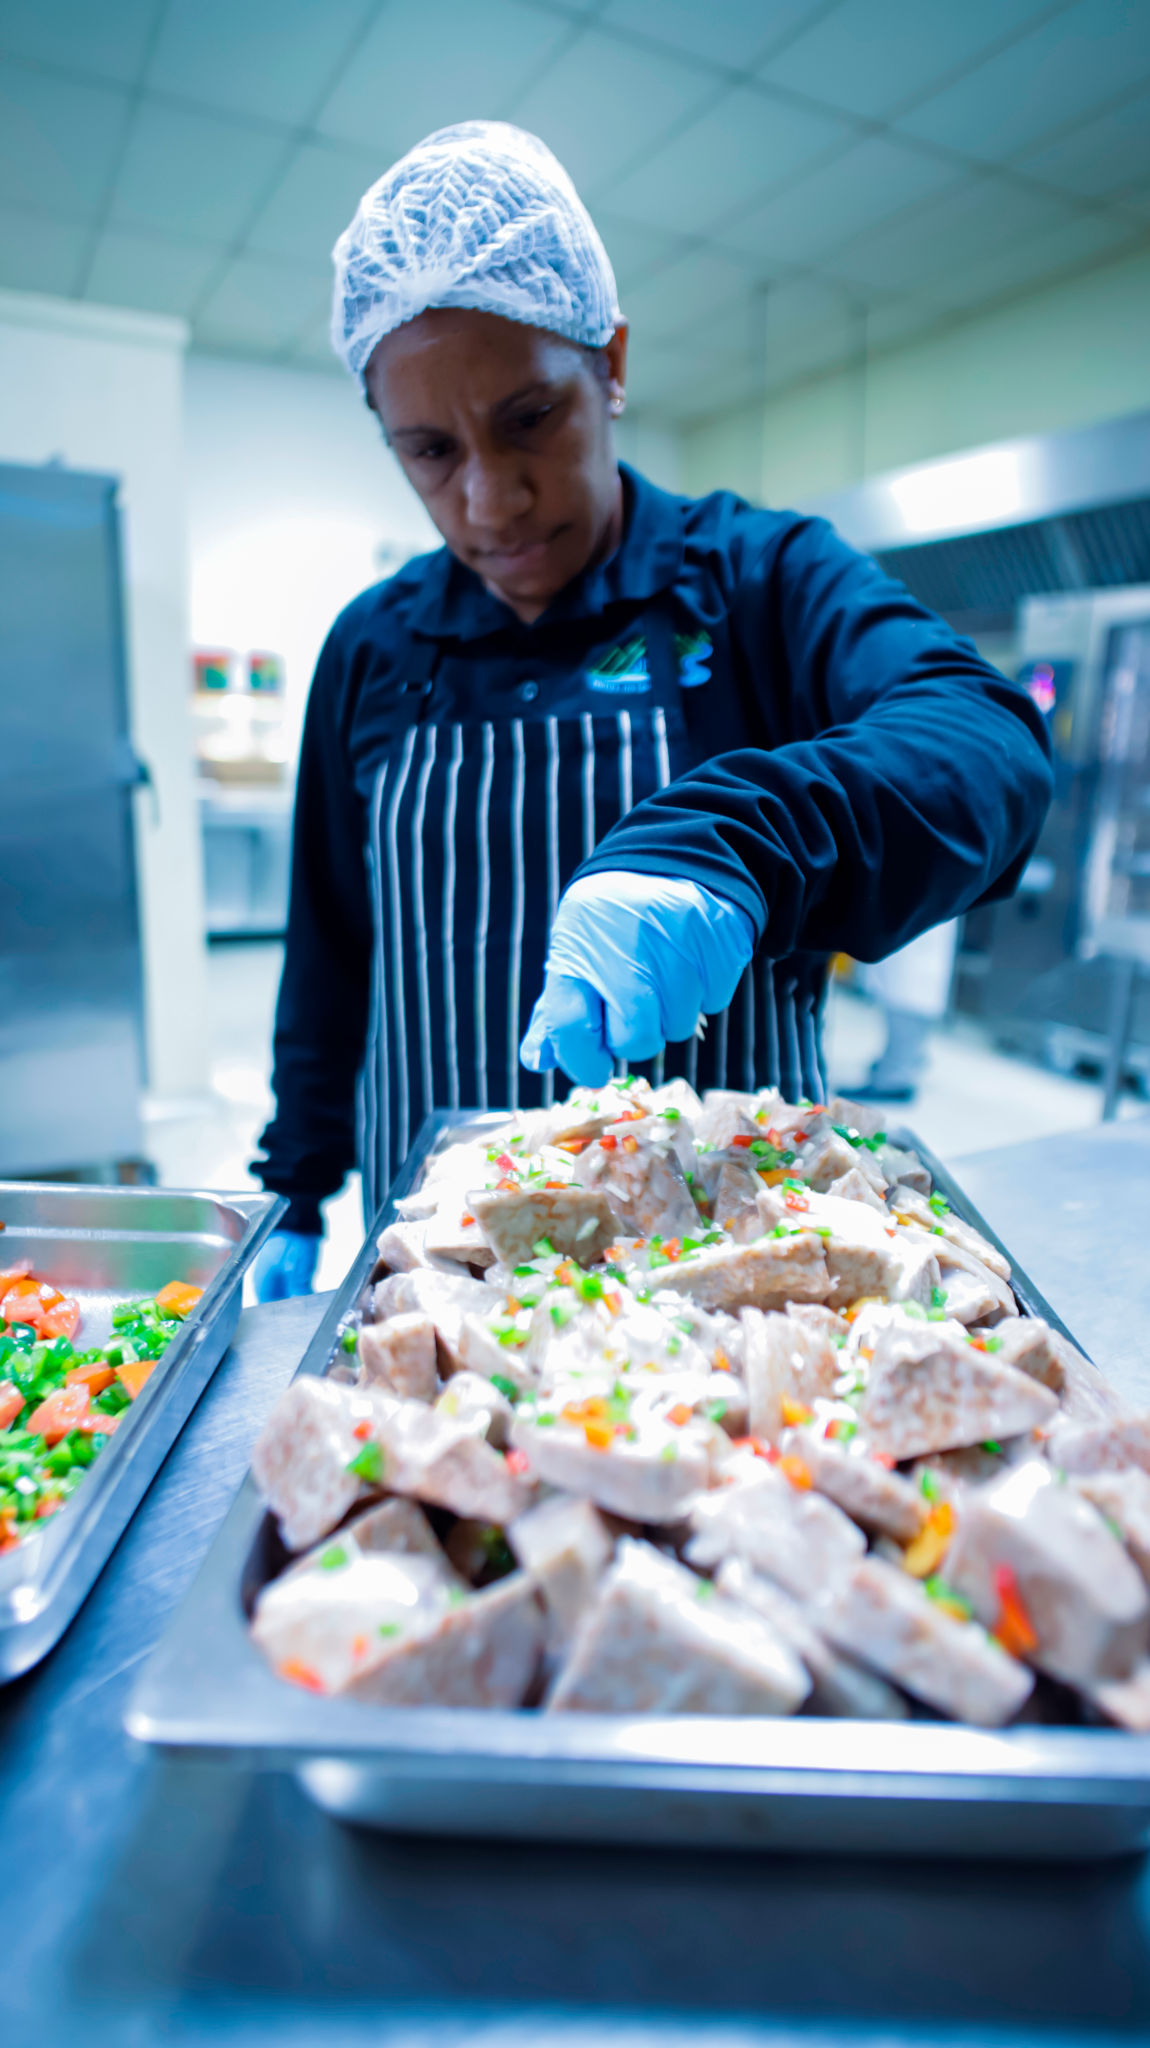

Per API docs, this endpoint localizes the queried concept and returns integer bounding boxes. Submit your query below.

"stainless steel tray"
[127,1115,1150,1860]
[1,1180,283,1678]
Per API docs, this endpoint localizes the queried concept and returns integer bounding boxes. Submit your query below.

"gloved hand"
[521,871,756,1086]
[253,1230,321,1303]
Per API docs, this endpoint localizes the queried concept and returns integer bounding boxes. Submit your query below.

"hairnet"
[331,121,621,382]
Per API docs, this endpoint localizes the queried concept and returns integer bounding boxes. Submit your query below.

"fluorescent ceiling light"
[888,449,1023,539]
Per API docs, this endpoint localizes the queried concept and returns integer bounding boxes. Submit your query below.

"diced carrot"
[279,1658,326,1692]
[26,1383,90,1444]
[65,1362,115,1396]
[543,1180,567,1189]
[779,1453,812,1491]
[557,1138,587,1154]
[621,1135,639,1153]
[583,1419,613,1451]
[713,1349,731,1372]
[505,1296,522,1315]
[0,1260,33,1285]
[667,1402,693,1427]
[352,1418,372,1440]
[730,1435,779,1462]
[155,1280,204,1319]
[599,1134,618,1151]
[116,1357,158,1401]
[780,1396,812,1426]
[460,1212,475,1227]
[77,1411,120,1436]
[903,1501,955,1578]
[993,1564,1039,1658]
[759,1168,788,1185]
[783,1190,809,1212]
[0,1381,24,1431]
[39,1298,81,1341]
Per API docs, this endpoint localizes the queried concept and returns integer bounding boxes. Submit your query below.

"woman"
[253,120,1051,1298]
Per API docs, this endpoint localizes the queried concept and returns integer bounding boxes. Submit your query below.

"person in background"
[851,919,960,1105]
[252,120,1052,1300]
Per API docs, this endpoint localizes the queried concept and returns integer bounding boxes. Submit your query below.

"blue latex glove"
[253,1230,321,1303]
[521,871,756,1086]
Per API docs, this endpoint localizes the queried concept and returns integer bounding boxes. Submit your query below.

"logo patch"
[676,630,713,688]
[586,634,650,695]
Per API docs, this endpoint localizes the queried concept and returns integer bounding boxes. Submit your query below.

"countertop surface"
[5,1120,1150,2048]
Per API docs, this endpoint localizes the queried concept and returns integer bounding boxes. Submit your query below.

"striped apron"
[360,605,828,1214]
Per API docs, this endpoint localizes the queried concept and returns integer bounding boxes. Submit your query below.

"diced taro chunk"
[945,1459,1150,1688]
[685,1466,865,1600]
[1073,1469,1150,1582]
[813,1556,1034,1726]
[858,1319,1058,1461]
[743,1306,840,1442]
[715,1558,909,1720]
[434,1368,515,1447]
[357,1312,438,1402]
[251,1377,396,1553]
[781,1428,930,1542]
[372,1269,494,1374]
[253,1549,457,1692]
[650,1232,830,1314]
[344,1571,543,1707]
[547,1539,810,1715]
[510,1411,710,1524]
[382,1400,533,1524]
[577,1125,700,1240]
[469,1185,623,1266]
[509,1494,614,1646]
[1047,1413,1150,1481]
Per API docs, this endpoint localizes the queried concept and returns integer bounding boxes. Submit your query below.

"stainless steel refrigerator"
[0,461,147,1175]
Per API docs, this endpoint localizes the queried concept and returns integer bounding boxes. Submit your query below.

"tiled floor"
[144,941,1133,1299]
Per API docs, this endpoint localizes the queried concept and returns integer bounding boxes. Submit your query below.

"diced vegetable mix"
[0,1266,202,1548]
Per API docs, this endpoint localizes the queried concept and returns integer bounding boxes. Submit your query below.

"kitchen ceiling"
[1,0,1148,425]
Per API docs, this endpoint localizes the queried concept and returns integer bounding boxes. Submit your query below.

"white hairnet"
[331,121,621,382]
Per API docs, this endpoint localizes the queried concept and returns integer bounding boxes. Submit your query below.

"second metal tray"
[127,1117,1150,1860]
[0,1180,283,1679]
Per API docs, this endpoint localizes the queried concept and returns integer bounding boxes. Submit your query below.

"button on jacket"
[255,464,1052,1231]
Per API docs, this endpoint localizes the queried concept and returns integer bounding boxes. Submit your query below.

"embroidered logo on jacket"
[586,635,650,694]
[586,630,714,695]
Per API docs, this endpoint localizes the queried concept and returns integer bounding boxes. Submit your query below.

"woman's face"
[365,309,627,623]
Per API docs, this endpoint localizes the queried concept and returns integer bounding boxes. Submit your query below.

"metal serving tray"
[1,1180,283,1678]
[128,1115,1150,1861]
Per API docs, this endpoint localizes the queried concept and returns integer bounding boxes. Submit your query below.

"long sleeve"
[577,513,1053,962]
[253,632,373,1233]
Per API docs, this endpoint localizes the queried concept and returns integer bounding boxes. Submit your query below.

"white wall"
[0,289,207,1097]
[185,355,439,757]
[683,243,1150,510]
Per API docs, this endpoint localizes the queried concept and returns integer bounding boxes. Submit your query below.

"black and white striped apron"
[360,605,828,1214]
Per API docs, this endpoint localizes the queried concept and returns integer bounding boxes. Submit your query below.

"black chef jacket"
[255,463,1052,1232]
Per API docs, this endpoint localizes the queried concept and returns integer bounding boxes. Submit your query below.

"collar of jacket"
[404,463,686,645]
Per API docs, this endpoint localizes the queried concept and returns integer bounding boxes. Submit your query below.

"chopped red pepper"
[599,1134,618,1151]
[993,1563,1039,1657]
[729,1134,753,1148]
[505,1447,531,1476]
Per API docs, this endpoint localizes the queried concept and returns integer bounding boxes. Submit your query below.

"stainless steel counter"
[6,1123,1150,2047]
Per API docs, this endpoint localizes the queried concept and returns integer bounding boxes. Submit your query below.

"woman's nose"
[462,454,532,530]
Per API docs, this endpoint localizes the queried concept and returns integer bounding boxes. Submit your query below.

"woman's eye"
[513,407,552,433]
[414,441,452,462]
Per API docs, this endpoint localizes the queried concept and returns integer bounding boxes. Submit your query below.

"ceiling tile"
[108,100,289,243]
[0,62,130,223]
[0,0,164,88]
[510,27,716,198]
[244,141,386,264]
[314,0,569,154]
[599,0,828,74]
[145,0,371,128]
[194,252,330,353]
[758,0,1054,122]
[591,209,690,290]
[610,82,855,237]
[84,228,223,317]
[824,175,1075,296]
[621,247,762,347]
[0,204,88,295]
[716,135,966,269]
[287,310,345,371]
[1013,83,1150,210]
[895,0,1150,166]
[916,208,1144,318]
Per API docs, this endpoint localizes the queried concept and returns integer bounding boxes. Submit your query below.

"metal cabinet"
[0,462,146,1174]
